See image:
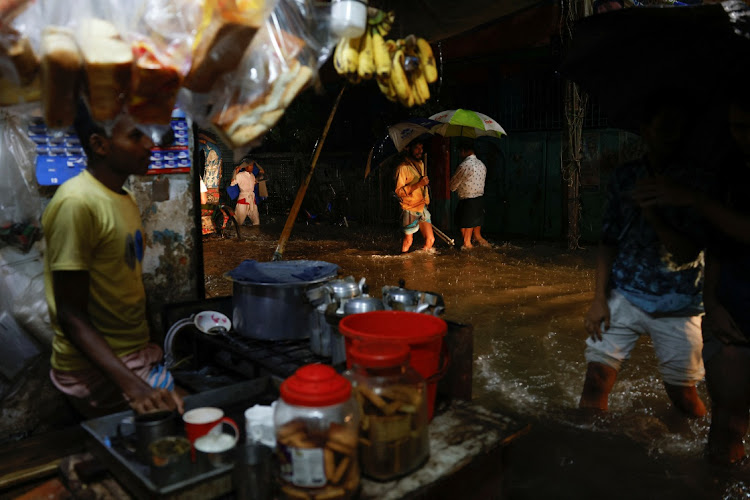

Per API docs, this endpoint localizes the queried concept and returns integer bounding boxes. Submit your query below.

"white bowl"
[194,311,231,335]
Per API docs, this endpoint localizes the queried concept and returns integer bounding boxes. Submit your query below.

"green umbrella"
[428,109,507,139]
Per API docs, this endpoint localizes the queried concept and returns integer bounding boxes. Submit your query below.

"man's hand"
[584,296,610,341]
[417,176,429,188]
[129,386,185,415]
[631,176,696,208]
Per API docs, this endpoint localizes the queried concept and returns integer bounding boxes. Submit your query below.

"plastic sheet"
[227,259,339,284]
[0,107,41,252]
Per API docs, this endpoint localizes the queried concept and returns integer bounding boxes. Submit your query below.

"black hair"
[593,0,624,11]
[73,99,106,158]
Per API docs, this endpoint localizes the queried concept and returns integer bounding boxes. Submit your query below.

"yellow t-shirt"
[43,170,150,371]
[394,158,430,212]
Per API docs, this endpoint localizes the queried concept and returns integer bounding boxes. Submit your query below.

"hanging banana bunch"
[331,8,438,109]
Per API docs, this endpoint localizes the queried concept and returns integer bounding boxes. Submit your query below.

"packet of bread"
[209,14,311,148]
[183,0,272,93]
[76,18,132,123]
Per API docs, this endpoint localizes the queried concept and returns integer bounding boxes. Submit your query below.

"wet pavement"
[202,221,750,499]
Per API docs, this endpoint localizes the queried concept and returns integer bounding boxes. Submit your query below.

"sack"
[227,183,240,200]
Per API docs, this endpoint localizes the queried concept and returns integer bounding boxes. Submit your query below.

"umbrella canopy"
[560,1,750,132]
[428,109,507,139]
[386,117,442,152]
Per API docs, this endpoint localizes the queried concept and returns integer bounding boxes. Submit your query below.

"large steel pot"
[231,275,335,340]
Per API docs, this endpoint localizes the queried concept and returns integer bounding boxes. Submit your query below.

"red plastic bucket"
[338,311,448,420]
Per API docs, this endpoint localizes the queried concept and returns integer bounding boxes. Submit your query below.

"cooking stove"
[162,295,474,405]
[162,296,333,393]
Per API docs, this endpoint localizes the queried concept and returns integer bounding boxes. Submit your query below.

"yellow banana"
[343,36,362,75]
[333,37,348,75]
[376,76,397,102]
[416,37,438,83]
[390,49,412,105]
[372,31,390,78]
[413,70,430,103]
[357,28,375,80]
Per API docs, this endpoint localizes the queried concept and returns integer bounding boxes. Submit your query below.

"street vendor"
[395,140,435,253]
[42,102,184,418]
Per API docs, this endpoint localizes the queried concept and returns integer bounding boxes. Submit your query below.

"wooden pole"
[273,84,347,261]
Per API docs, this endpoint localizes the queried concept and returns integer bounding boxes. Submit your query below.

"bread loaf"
[183,0,268,93]
[211,59,312,147]
[40,27,81,128]
[129,43,181,124]
[77,19,132,122]
[183,21,259,93]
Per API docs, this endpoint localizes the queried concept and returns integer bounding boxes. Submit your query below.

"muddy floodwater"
[203,222,750,499]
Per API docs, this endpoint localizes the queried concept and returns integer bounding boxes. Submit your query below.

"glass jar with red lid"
[344,342,430,481]
[274,363,361,499]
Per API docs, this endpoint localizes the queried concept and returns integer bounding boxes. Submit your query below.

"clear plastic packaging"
[344,342,430,481]
[205,0,336,149]
[275,364,360,500]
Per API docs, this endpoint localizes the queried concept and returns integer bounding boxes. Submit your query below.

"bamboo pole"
[273,84,347,261]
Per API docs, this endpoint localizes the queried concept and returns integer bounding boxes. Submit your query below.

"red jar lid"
[349,342,410,368]
[280,364,352,407]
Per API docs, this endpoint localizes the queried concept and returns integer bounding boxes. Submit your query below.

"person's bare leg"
[461,228,473,248]
[579,362,618,411]
[401,233,414,253]
[420,222,435,250]
[705,345,750,463]
[664,383,707,418]
[473,226,490,246]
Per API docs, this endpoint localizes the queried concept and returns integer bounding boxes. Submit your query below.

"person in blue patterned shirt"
[579,95,715,418]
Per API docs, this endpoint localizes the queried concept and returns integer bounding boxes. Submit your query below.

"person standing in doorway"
[43,102,184,418]
[395,140,435,253]
[450,138,490,249]
[231,157,260,226]
[579,95,712,418]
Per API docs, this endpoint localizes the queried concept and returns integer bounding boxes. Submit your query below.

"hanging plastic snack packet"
[123,0,197,144]
[183,0,275,94]
[208,0,335,149]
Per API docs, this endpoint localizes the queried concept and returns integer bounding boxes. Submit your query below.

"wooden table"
[2,400,528,500]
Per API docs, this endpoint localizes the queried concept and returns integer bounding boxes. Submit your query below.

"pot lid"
[349,342,410,368]
[280,364,351,407]
[329,279,361,298]
[343,297,384,314]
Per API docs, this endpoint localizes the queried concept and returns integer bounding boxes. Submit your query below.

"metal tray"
[81,377,278,499]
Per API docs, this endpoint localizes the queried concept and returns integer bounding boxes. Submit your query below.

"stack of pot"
[307,276,385,365]
[381,280,445,316]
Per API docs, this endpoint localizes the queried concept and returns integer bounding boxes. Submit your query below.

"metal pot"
[343,297,385,315]
[231,275,334,340]
[382,286,419,310]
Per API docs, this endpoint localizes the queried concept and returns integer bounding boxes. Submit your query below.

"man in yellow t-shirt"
[43,103,184,418]
[394,141,435,253]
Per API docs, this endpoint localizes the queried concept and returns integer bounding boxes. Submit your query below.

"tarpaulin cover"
[227,259,339,284]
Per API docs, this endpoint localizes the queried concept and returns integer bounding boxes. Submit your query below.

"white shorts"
[584,290,705,386]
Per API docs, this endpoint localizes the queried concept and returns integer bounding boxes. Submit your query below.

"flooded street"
[203,222,750,499]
